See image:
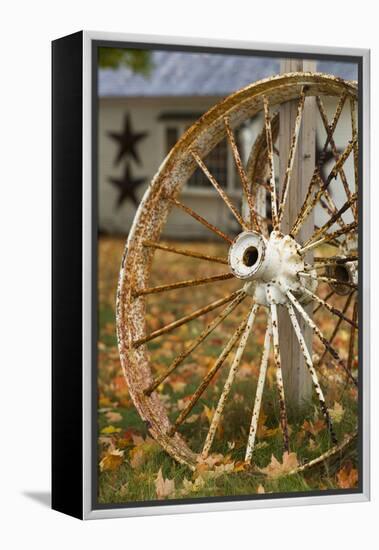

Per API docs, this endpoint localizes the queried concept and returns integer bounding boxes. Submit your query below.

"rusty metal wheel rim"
[116,72,358,471]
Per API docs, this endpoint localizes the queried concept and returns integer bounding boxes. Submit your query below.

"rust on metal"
[168,195,233,244]
[303,193,357,248]
[134,289,241,348]
[191,150,248,231]
[286,302,337,444]
[143,291,246,395]
[316,95,357,221]
[318,291,354,365]
[224,116,259,231]
[116,72,358,469]
[300,222,358,253]
[287,290,358,386]
[168,313,250,436]
[245,317,271,462]
[133,272,234,297]
[202,303,259,458]
[143,239,228,264]
[263,96,279,230]
[301,287,358,329]
[270,304,290,452]
[278,87,306,224]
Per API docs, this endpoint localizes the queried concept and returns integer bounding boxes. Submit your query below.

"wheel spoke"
[263,96,279,230]
[318,291,354,365]
[245,317,271,462]
[291,139,355,237]
[299,221,358,254]
[298,271,358,291]
[319,92,347,154]
[278,88,306,225]
[270,304,290,451]
[350,98,359,195]
[143,239,228,265]
[313,256,357,265]
[191,150,248,230]
[168,196,233,244]
[316,95,357,221]
[300,287,358,329]
[302,193,357,248]
[290,169,321,236]
[201,303,259,458]
[134,289,241,348]
[347,300,358,373]
[143,291,246,395]
[224,116,259,231]
[168,312,251,436]
[314,289,334,314]
[286,303,337,444]
[133,272,234,297]
[325,138,357,188]
[286,290,358,386]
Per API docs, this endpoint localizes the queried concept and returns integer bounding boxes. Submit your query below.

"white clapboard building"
[98,52,357,239]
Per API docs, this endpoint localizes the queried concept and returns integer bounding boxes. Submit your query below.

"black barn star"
[108,113,148,166]
[108,163,146,209]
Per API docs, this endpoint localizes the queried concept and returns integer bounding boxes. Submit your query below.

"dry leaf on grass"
[105,411,122,423]
[329,402,345,423]
[181,476,205,495]
[129,435,159,469]
[155,468,175,499]
[259,452,299,479]
[337,461,358,489]
[101,425,122,435]
[99,448,124,472]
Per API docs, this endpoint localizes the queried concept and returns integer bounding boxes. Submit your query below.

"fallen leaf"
[329,402,345,423]
[101,425,122,435]
[302,418,325,436]
[259,452,299,479]
[99,448,124,472]
[155,468,175,499]
[129,435,159,469]
[105,411,122,423]
[181,476,205,495]
[337,461,358,489]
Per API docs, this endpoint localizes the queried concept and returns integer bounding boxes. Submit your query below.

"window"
[161,114,240,193]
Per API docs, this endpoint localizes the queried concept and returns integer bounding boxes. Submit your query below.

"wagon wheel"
[117,73,359,472]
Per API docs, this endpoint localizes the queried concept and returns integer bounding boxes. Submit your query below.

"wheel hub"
[228,231,317,306]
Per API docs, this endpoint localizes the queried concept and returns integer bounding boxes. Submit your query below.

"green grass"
[97,236,359,504]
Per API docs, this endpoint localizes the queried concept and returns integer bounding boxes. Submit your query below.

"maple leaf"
[129,435,159,469]
[302,418,325,436]
[181,476,205,495]
[259,452,299,479]
[99,448,124,472]
[105,411,122,423]
[329,402,345,423]
[155,468,175,499]
[101,425,122,434]
[337,461,358,489]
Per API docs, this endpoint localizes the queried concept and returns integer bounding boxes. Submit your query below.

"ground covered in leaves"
[97,236,359,505]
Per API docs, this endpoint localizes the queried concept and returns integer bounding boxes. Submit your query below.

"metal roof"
[99,50,358,98]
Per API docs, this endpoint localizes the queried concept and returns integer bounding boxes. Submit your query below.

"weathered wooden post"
[278,59,316,412]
